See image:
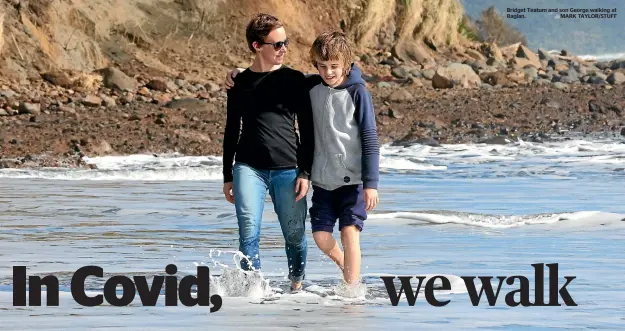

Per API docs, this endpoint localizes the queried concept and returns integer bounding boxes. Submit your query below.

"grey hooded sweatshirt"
[307,63,380,191]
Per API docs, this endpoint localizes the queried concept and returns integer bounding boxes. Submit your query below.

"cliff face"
[0,0,469,81]
[0,12,5,55]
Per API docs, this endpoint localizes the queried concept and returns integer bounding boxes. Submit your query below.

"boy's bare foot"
[346,279,361,288]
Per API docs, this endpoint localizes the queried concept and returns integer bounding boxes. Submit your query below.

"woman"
[222,13,314,292]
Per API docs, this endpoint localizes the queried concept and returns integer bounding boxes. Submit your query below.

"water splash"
[332,281,368,299]
[198,250,274,299]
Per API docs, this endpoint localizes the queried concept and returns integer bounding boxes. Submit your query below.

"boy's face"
[315,59,347,88]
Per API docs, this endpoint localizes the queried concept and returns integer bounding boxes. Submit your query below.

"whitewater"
[1,135,624,330]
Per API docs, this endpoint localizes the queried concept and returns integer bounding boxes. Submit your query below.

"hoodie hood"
[330,63,366,90]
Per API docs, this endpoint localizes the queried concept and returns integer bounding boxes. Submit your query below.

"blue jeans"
[232,162,308,282]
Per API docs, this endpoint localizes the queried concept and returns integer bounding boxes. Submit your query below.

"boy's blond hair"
[310,31,353,74]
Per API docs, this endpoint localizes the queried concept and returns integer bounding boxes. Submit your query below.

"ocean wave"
[0,167,224,181]
[576,51,625,61]
[0,154,224,181]
[1,138,623,180]
[366,210,625,229]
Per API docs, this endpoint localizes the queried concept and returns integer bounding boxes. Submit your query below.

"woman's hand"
[295,178,310,202]
[223,182,235,204]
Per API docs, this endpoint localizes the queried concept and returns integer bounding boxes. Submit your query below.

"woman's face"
[255,27,288,65]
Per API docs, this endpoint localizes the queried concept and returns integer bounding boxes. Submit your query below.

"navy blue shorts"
[309,184,367,233]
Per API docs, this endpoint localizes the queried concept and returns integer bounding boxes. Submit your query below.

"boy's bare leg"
[313,231,344,270]
[340,225,361,286]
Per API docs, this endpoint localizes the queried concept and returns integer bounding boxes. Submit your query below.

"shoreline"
[2,83,624,169]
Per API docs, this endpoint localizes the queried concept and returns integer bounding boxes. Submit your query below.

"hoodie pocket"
[332,153,356,184]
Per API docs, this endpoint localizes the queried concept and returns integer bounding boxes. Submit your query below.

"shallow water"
[1,138,624,330]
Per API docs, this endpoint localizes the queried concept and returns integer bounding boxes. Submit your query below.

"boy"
[307,31,380,287]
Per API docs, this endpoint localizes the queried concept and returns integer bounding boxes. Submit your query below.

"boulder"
[98,67,137,91]
[432,63,481,89]
[164,98,209,110]
[607,72,625,85]
[392,135,440,147]
[480,71,509,86]
[463,59,490,74]
[205,81,220,92]
[82,95,103,107]
[480,42,504,62]
[610,60,625,70]
[147,79,168,92]
[18,102,40,115]
[99,94,117,107]
[421,69,436,80]
[533,78,551,86]
[386,88,413,102]
[89,140,114,155]
[466,49,485,61]
[522,67,538,80]
[41,71,73,88]
[391,41,435,65]
[478,136,516,145]
[499,42,522,59]
[510,57,541,70]
[547,58,561,68]
[537,48,551,60]
[552,82,569,90]
[391,66,411,79]
[587,76,607,85]
[516,45,541,67]
[486,57,506,69]
[0,89,17,98]
[552,73,578,84]
[555,63,570,72]
[507,71,532,85]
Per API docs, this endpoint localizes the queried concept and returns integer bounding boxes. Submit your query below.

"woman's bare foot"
[291,280,303,292]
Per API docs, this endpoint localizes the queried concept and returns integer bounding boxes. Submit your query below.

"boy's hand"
[223,182,235,204]
[225,68,245,89]
[364,188,378,211]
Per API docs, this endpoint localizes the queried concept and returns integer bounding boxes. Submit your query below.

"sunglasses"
[259,38,289,51]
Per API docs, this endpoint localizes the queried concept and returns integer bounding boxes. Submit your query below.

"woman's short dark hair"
[246,13,283,53]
